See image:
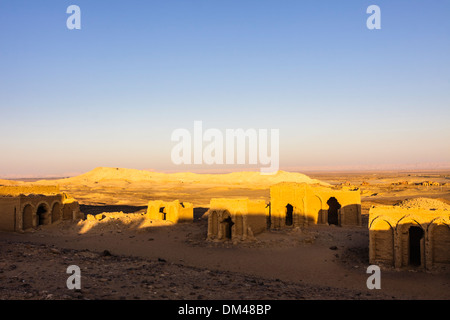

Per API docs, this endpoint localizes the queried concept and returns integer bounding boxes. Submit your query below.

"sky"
[0,0,449,177]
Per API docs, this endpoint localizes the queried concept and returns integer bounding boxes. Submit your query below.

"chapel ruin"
[147,200,194,223]
[369,198,450,270]
[207,182,362,241]
[0,186,82,232]
[270,182,361,228]
[207,198,268,241]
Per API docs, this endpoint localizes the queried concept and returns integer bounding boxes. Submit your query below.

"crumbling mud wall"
[61,193,81,221]
[0,185,61,196]
[147,200,193,223]
[0,197,19,232]
[369,203,450,270]
[0,186,82,232]
[270,182,361,228]
[207,198,267,241]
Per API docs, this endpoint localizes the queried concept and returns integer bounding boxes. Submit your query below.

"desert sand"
[0,168,449,300]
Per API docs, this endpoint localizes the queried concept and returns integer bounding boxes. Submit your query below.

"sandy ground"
[1,169,449,300]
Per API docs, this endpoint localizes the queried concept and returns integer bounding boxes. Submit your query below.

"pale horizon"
[1,1,449,178]
[2,162,450,180]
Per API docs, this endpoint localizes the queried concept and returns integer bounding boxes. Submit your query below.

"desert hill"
[0,168,328,206]
[35,167,328,189]
[0,179,21,186]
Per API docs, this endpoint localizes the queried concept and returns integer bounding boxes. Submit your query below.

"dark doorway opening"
[285,204,293,226]
[223,216,234,239]
[159,207,166,220]
[327,197,341,226]
[36,204,48,226]
[409,226,424,266]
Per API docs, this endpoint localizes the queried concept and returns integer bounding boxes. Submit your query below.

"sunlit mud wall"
[369,206,450,270]
[147,200,194,223]
[270,182,361,228]
[0,186,81,232]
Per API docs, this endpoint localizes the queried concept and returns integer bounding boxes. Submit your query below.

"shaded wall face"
[340,204,361,226]
[208,199,267,240]
[369,220,394,265]
[233,214,244,238]
[51,202,62,222]
[22,204,34,230]
[62,201,80,220]
[432,225,450,264]
[0,198,19,231]
[207,208,266,241]
[247,201,268,234]
[245,212,267,236]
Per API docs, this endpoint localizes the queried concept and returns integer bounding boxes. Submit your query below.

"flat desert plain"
[0,168,449,300]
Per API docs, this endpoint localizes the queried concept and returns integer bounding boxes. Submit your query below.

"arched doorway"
[62,205,72,220]
[285,204,293,226]
[159,207,166,220]
[222,215,234,240]
[51,202,61,223]
[409,226,424,266]
[22,205,34,230]
[327,197,341,226]
[36,204,50,226]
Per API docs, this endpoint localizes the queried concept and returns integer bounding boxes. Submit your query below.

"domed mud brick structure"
[147,200,194,223]
[369,198,450,270]
[0,186,82,232]
[207,198,268,241]
[270,182,362,228]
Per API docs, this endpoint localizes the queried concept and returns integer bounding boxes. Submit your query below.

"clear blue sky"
[1,0,449,177]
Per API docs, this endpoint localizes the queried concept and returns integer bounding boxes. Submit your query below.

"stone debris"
[394,198,450,210]
[0,241,393,300]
